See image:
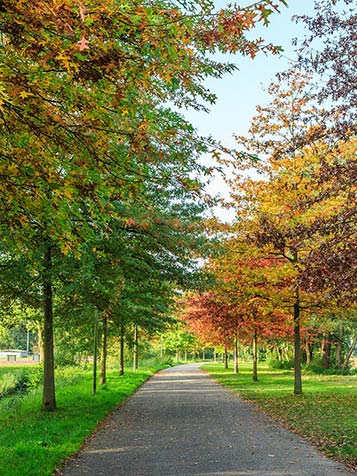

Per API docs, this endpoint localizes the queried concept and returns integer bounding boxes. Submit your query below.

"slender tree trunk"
[253,329,258,382]
[335,326,343,369]
[133,325,138,371]
[294,291,302,395]
[322,333,331,369]
[335,340,342,369]
[184,350,187,362]
[319,339,324,358]
[99,315,108,385]
[305,341,312,366]
[202,350,205,360]
[42,246,56,411]
[37,321,44,362]
[224,347,229,369]
[213,350,216,363]
[93,309,98,395]
[119,323,125,376]
[342,335,357,370]
[233,332,239,374]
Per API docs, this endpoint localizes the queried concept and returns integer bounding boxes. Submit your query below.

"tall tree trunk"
[99,315,108,385]
[119,323,125,376]
[233,331,239,374]
[42,246,56,411]
[93,309,98,395]
[184,350,187,362]
[133,324,138,371]
[224,347,228,369]
[322,333,331,369]
[202,350,205,360]
[293,291,302,395]
[253,329,258,382]
[213,350,216,363]
[342,335,357,370]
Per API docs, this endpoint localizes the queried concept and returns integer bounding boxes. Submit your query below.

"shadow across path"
[61,363,354,476]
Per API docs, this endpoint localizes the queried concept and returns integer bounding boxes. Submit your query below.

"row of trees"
[180,0,357,393]
[0,0,287,409]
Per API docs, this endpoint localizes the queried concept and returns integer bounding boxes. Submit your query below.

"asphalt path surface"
[61,363,355,476]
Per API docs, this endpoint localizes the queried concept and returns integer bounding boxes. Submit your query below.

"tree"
[0,0,287,409]
[228,72,345,394]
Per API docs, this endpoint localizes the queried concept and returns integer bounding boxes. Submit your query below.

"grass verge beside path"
[0,366,162,476]
[203,363,357,470]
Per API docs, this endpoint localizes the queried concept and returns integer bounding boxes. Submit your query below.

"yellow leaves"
[62,240,72,255]
[55,53,78,73]
[55,53,71,72]
[0,82,10,111]
[19,91,32,99]
[63,189,73,200]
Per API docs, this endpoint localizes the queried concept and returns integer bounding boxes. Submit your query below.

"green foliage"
[0,367,39,399]
[204,363,357,469]
[266,356,294,370]
[304,359,355,376]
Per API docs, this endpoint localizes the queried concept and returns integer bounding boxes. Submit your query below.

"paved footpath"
[61,363,355,476]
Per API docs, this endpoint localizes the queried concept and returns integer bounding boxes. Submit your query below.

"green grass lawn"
[0,365,161,476]
[203,362,357,470]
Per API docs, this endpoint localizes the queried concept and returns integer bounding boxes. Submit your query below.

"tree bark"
[133,325,138,371]
[233,332,239,374]
[42,246,56,411]
[335,340,342,369]
[224,347,229,369]
[322,333,331,369]
[119,323,125,376]
[184,350,187,362]
[253,329,258,382]
[335,326,343,369]
[213,350,216,363]
[36,321,44,362]
[342,335,357,370]
[293,293,302,395]
[93,309,98,395]
[306,342,312,366]
[99,315,108,385]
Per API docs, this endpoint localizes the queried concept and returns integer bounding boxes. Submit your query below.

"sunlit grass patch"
[203,362,357,469]
[0,367,160,476]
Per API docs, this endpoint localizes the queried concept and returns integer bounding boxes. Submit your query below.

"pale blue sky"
[185,0,315,142]
[182,1,316,220]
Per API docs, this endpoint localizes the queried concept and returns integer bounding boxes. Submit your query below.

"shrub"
[266,356,294,370]
[0,369,31,399]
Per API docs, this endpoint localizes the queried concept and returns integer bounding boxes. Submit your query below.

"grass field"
[203,362,357,470]
[0,365,161,476]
